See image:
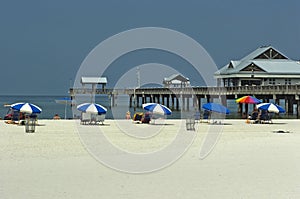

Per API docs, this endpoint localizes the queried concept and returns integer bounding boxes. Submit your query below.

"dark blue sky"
[1,0,299,95]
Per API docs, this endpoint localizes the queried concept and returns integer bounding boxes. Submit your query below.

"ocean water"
[0,95,296,119]
[0,96,74,120]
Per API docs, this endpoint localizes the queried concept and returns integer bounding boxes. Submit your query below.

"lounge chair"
[95,114,105,125]
[259,111,273,124]
[133,112,144,123]
[81,112,91,125]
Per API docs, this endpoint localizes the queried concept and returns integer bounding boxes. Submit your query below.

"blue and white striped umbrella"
[142,103,172,115]
[11,102,42,114]
[256,103,285,113]
[77,103,107,114]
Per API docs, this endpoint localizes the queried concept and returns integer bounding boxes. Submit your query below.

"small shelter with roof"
[81,77,107,91]
[214,46,300,87]
[163,74,190,88]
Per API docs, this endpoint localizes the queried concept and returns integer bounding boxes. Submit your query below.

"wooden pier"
[69,85,300,117]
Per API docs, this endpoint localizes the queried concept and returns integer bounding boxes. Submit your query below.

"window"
[224,79,228,86]
[268,78,275,85]
[285,78,291,85]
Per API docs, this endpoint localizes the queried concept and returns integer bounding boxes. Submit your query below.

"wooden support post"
[238,103,243,114]
[285,97,289,115]
[192,95,196,109]
[245,103,249,115]
[167,95,170,108]
[176,97,179,110]
[296,95,300,119]
[142,94,145,105]
[220,95,227,106]
[133,94,137,111]
[206,95,210,103]
[288,98,293,115]
[186,96,190,111]
[137,95,140,108]
[171,95,175,110]
[111,94,115,107]
[129,95,132,108]
[182,96,185,111]
[197,96,201,111]
[297,100,300,119]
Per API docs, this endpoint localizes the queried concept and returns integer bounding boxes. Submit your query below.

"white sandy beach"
[1,119,300,199]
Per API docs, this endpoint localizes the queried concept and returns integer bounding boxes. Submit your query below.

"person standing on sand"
[125,111,131,120]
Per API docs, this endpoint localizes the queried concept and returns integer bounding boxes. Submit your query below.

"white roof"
[81,77,107,84]
[164,74,189,82]
[215,46,300,77]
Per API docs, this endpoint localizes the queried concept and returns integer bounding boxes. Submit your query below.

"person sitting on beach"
[203,110,210,119]
[246,109,259,124]
[249,109,259,120]
[141,112,151,123]
[53,114,61,120]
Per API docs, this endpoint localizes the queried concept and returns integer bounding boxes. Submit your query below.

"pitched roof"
[163,74,189,82]
[214,46,298,76]
[240,45,289,61]
[253,60,300,74]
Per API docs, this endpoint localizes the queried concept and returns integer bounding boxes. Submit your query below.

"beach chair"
[133,112,143,123]
[259,112,273,124]
[95,114,105,125]
[81,112,91,125]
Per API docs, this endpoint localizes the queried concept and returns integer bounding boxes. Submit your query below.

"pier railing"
[69,85,300,96]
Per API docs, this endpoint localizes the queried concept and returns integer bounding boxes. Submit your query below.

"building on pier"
[81,77,107,91]
[214,46,300,87]
[163,74,190,88]
[70,46,300,117]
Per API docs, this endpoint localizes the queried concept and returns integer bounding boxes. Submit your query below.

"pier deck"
[69,85,300,116]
